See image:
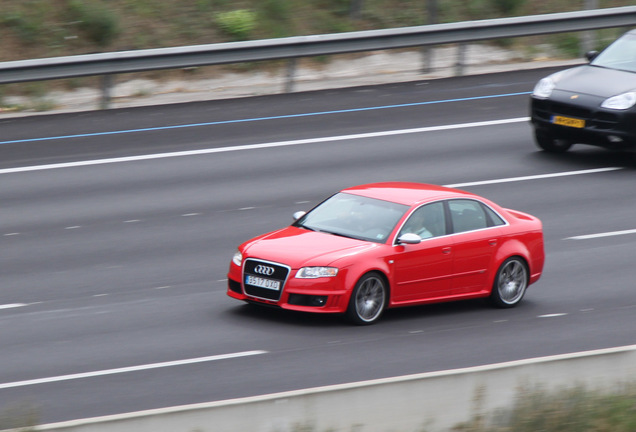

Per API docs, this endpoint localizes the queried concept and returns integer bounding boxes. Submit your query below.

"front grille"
[546,101,592,119]
[243,259,290,301]
[533,100,620,130]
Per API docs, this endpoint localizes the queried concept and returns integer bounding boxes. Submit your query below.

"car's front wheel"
[346,272,387,325]
[490,257,528,308]
[534,130,573,153]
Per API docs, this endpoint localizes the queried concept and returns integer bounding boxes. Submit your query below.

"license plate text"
[245,275,281,291]
[552,115,585,128]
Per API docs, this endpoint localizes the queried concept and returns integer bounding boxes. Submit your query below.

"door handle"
[489,239,498,246]
[442,247,452,254]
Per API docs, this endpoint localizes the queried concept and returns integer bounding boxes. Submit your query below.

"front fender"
[335,257,393,303]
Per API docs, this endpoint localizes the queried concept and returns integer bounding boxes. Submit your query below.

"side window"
[449,199,488,233]
[483,204,506,226]
[399,202,446,239]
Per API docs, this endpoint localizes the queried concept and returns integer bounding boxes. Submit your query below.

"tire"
[534,130,572,153]
[490,257,528,308]
[346,272,387,325]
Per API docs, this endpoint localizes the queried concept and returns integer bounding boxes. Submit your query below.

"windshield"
[591,33,636,73]
[294,192,408,243]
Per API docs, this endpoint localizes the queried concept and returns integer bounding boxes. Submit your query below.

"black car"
[530,29,636,153]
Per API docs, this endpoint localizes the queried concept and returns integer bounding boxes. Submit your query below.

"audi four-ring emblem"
[254,265,275,276]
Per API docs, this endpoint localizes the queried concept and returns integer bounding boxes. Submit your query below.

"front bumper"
[531,95,636,149]
[227,267,351,314]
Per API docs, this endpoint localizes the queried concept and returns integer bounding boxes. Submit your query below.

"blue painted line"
[0,91,531,146]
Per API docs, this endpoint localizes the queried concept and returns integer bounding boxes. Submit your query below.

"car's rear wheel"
[346,272,387,325]
[534,130,573,153]
[490,257,528,308]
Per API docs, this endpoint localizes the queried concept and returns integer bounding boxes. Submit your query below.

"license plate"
[552,115,585,128]
[245,275,281,291]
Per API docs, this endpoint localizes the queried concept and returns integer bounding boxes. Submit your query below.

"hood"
[555,65,636,97]
[242,226,379,268]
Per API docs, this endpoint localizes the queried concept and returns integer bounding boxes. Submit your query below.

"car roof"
[341,182,476,206]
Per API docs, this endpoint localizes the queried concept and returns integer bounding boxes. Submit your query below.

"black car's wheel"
[346,272,387,325]
[534,130,573,153]
[490,257,528,308]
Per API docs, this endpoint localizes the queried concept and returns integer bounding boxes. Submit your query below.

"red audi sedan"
[227,182,544,325]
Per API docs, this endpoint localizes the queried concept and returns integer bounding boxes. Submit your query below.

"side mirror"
[293,211,306,221]
[397,233,422,245]
[585,50,598,62]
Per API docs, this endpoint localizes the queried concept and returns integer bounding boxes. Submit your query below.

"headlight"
[532,77,556,98]
[232,250,243,266]
[601,92,636,110]
[296,267,338,278]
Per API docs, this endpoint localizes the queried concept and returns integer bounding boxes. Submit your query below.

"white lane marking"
[538,313,568,318]
[0,303,27,310]
[64,226,81,230]
[3,233,20,236]
[566,228,636,240]
[445,167,622,188]
[0,118,528,175]
[0,350,267,390]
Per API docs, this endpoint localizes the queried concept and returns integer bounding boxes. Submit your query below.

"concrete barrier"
[18,344,636,432]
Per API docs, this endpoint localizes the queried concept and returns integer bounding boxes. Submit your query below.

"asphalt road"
[1,67,635,425]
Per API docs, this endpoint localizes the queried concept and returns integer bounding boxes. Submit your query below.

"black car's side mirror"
[585,50,599,62]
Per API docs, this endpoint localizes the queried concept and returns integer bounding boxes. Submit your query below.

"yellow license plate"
[552,115,585,128]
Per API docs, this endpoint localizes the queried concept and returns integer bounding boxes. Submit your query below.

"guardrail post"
[100,74,114,109]
[455,43,466,76]
[284,58,297,93]
[421,46,433,74]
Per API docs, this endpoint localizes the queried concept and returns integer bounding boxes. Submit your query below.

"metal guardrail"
[1,6,636,108]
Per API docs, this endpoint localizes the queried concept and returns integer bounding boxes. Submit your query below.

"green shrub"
[316,0,349,16]
[255,0,293,37]
[1,12,41,44]
[491,0,525,16]
[68,0,121,47]
[260,0,292,22]
[215,9,257,41]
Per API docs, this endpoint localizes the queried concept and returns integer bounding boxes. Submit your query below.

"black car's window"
[295,193,408,243]
[449,199,489,233]
[398,202,446,239]
[592,33,636,73]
